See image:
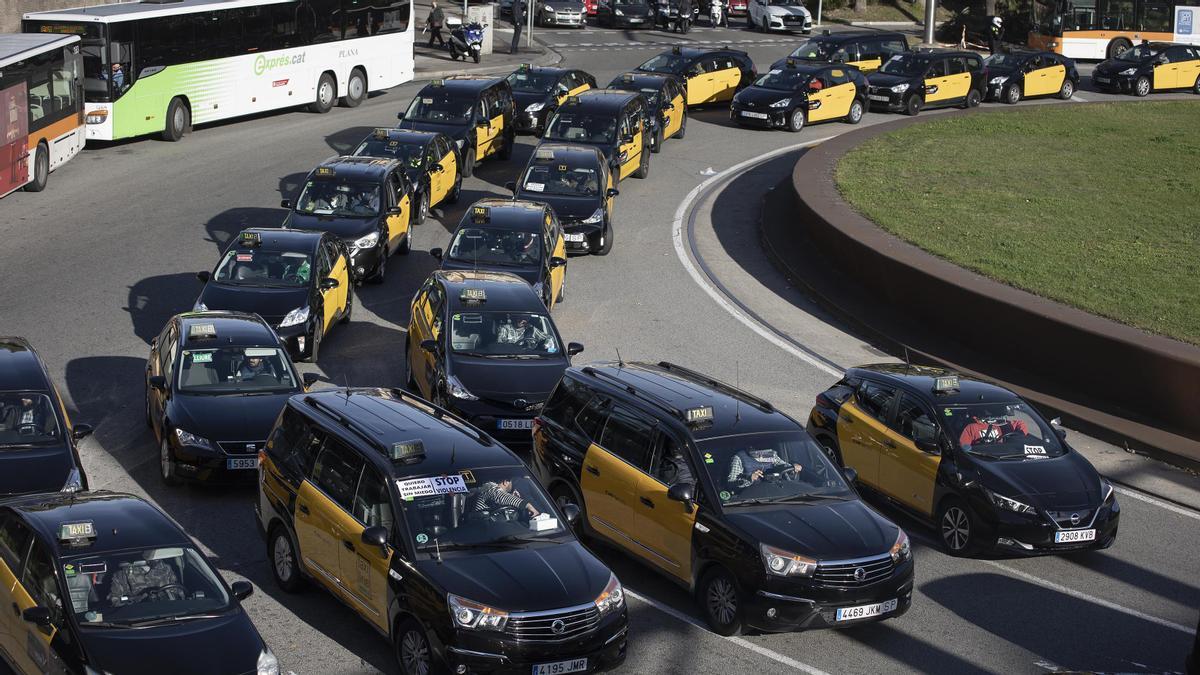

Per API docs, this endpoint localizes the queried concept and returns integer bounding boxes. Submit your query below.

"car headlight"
[594,573,624,615]
[446,374,478,401]
[526,101,546,113]
[279,305,310,328]
[1119,67,1136,76]
[768,98,791,108]
[890,83,909,93]
[889,529,911,563]
[257,648,279,675]
[614,7,624,14]
[532,281,545,297]
[989,75,1008,85]
[192,300,208,312]
[760,543,816,577]
[175,428,216,451]
[448,593,508,631]
[983,487,1036,514]
[582,208,604,224]
[352,231,379,250]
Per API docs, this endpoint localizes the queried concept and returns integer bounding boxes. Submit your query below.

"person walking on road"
[988,16,1003,54]
[427,0,446,48]
[511,0,526,54]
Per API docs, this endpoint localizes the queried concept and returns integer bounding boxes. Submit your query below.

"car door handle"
[585,464,600,476]
[298,502,310,515]
[639,496,655,509]
[882,438,896,449]
[11,602,18,617]
[840,415,853,423]
[343,540,356,552]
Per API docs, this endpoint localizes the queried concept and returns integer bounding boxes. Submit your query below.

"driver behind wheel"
[107,555,185,607]
[467,477,540,518]
[496,313,549,345]
[958,411,1030,448]
[726,447,803,489]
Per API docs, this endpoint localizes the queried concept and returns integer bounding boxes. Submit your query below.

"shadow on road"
[203,207,288,254]
[125,273,203,345]
[325,125,376,156]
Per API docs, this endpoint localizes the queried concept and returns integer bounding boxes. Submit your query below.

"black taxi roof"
[565,89,641,113]
[459,198,547,231]
[611,71,672,89]
[175,312,280,347]
[514,65,571,76]
[530,142,605,165]
[671,45,748,59]
[371,128,441,146]
[296,388,520,476]
[773,61,830,75]
[574,361,798,441]
[435,270,543,312]
[311,156,401,182]
[850,364,1021,405]
[426,75,506,95]
[804,29,908,44]
[233,227,324,254]
[0,337,52,392]
[4,491,189,558]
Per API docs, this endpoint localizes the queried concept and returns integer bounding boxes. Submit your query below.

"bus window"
[1098,0,1133,29]
[1140,2,1171,31]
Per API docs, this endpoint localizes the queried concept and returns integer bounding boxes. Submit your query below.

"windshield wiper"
[78,621,134,629]
[773,494,845,504]
[724,498,779,506]
[126,613,225,628]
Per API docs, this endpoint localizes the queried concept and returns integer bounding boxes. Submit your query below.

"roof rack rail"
[386,388,494,447]
[581,366,685,421]
[656,361,775,412]
[304,393,391,457]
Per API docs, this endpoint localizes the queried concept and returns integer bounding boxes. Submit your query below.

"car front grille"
[218,440,266,455]
[814,553,895,587]
[1046,509,1094,528]
[505,604,601,642]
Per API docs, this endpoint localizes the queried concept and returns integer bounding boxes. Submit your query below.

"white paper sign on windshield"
[398,475,468,499]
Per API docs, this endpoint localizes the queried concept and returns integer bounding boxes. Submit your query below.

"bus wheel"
[311,73,336,113]
[342,68,366,108]
[1107,38,1132,60]
[25,142,49,192]
[162,98,189,142]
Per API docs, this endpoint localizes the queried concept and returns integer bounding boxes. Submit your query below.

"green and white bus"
[23,0,413,142]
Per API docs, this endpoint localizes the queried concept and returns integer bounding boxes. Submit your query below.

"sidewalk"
[412,0,562,80]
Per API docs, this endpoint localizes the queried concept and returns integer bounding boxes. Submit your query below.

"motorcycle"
[708,0,726,26]
[656,0,692,32]
[447,18,485,63]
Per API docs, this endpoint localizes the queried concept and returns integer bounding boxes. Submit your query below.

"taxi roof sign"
[519,62,531,71]
[58,521,96,545]
[373,127,391,139]
[188,323,217,340]
[565,95,580,105]
[432,79,445,86]
[933,375,960,393]
[622,72,635,83]
[390,439,426,462]
[685,406,715,425]
[471,205,490,223]
[534,146,557,161]
[672,45,682,55]
[239,231,261,247]
[461,288,487,302]
[786,57,796,68]
[558,164,568,172]
[315,166,336,177]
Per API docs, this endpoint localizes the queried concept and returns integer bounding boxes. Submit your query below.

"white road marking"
[624,589,834,675]
[1113,485,1200,521]
[982,559,1194,634]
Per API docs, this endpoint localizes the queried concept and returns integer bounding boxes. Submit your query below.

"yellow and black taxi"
[432,200,569,310]
[351,128,463,225]
[732,60,868,132]
[506,64,597,135]
[146,312,317,486]
[405,271,584,449]
[0,491,275,675]
[807,365,1120,556]
[606,71,688,152]
[635,46,757,107]
[532,361,914,636]
[983,49,1079,103]
[1093,41,1200,96]
[769,30,910,73]
[397,76,516,177]
[509,143,619,256]
[543,90,651,182]
[0,338,91,496]
[282,156,413,285]
[193,229,352,363]
[865,48,985,115]
[257,388,626,675]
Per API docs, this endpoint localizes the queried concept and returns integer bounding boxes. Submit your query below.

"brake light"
[258,449,267,466]
[531,416,544,436]
[815,393,834,409]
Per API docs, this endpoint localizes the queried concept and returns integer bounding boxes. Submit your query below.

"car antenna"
[343,372,351,406]
[616,347,625,368]
[434,536,442,564]
[903,346,912,375]
[735,361,741,423]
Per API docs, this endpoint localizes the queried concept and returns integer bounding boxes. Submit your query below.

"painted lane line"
[982,559,1193,634]
[1113,485,1200,521]
[624,589,834,675]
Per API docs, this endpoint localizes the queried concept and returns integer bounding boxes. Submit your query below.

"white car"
[747,0,812,32]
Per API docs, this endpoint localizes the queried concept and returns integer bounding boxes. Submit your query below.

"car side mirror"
[302,373,320,389]
[231,580,254,601]
[1050,416,1067,439]
[567,342,584,356]
[562,503,581,524]
[622,133,635,143]
[550,256,567,268]
[505,180,517,194]
[149,375,167,392]
[361,525,390,555]
[72,424,94,441]
[280,199,292,209]
[606,188,619,198]
[387,206,402,215]
[842,466,859,484]
[320,277,340,290]
[430,247,444,261]
[22,607,51,628]
[664,102,674,111]
[432,163,445,173]
[667,482,695,513]
[196,271,211,283]
[420,339,439,354]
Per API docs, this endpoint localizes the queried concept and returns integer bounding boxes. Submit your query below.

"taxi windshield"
[522,164,600,196]
[213,249,311,288]
[353,137,425,167]
[544,112,617,144]
[404,91,475,123]
[638,53,686,75]
[507,71,561,93]
[296,180,381,217]
[770,0,803,5]
[788,40,833,60]
[755,69,812,91]
[638,87,661,107]
[449,311,560,357]
[447,227,542,267]
[983,53,1026,67]
[177,346,297,394]
[878,54,928,76]
[943,401,1065,459]
[1119,44,1161,61]
[65,546,233,627]
[0,393,62,448]
[400,467,567,557]
[700,431,853,506]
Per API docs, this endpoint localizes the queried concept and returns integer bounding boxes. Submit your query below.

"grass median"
[835,101,1200,346]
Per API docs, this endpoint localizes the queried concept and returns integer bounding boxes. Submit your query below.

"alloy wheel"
[942,506,970,551]
[400,628,431,675]
[273,532,295,583]
[707,576,738,625]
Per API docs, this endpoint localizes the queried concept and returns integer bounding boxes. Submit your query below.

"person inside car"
[726,447,803,488]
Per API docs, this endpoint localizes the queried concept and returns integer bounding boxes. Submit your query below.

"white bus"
[23,0,414,142]
[0,33,85,197]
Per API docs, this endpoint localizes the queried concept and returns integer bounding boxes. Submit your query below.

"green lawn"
[835,102,1200,345]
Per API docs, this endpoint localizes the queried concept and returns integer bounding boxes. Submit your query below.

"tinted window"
[353,467,394,530]
[597,406,654,470]
[1142,2,1171,31]
[894,394,937,441]
[574,395,609,441]
[22,542,63,625]
[0,513,31,570]
[948,57,968,75]
[966,55,983,71]
[855,382,896,422]
[1166,46,1195,63]
[652,434,695,487]
[311,439,365,510]
[880,39,907,58]
[267,408,323,477]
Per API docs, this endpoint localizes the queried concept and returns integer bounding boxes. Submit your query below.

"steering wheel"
[489,505,520,522]
[1000,431,1026,444]
[283,273,304,285]
[133,583,187,602]
[760,465,796,482]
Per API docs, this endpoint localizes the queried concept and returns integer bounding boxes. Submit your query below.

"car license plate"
[1095,76,1110,84]
[564,232,585,242]
[497,419,534,430]
[1054,528,1096,544]
[226,457,259,470]
[869,94,890,102]
[533,658,588,675]
[835,598,897,622]
[740,111,768,119]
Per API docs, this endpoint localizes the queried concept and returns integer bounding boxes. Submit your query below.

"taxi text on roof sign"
[390,439,426,461]
[239,231,261,247]
[534,147,557,161]
[934,375,960,393]
[374,128,391,138]
[58,520,97,544]
[188,323,218,339]
[622,73,635,82]
[472,205,490,223]
[461,288,487,302]
[315,166,336,177]
[685,406,715,424]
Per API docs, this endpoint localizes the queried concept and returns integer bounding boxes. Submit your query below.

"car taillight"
[531,416,544,436]
[815,393,834,409]
[258,449,267,466]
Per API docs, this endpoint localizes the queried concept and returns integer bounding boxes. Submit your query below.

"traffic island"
[763,102,1200,468]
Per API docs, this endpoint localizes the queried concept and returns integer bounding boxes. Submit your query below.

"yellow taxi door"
[875,395,943,517]
[711,62,742,102]
[436,146,457,205]
[2,545,59,675]
[809,73,855,122]
[317,248,338,332]
[685,64,713,106]
[476,101,504,160]
[617,114,643,180]
[580,444,642,543]
[834,381,897,488]
[545,214,566,307]
[631,437,697,583]
[604,170,616,212]
[384,173,409,252]
[924,58,970,103]
[409,284,440,400]
[1026,62,1065,97]
[664,90,684,138]
[295,480,350,599]
[330,249,350,316]
[1177,54,1200,90]
[334,469,393,633]
[1153,60,1177,89]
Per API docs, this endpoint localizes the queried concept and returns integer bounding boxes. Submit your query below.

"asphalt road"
[2,24,1198,675]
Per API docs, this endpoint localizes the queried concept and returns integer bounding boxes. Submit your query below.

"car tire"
[1193,75,1200,95]
[1003,83,1022,104]
[1107,38,1132,60]
[760,16,768,32]
[963,88,982,108]
[462,148,475,177]
[845,98,864,124]
[342,68,367,108]
[369,242,388,284]
[340,288,353,324]
[1058,77,1075,100]
[415,188,429,225]
[395,617,443,675]
[698,567,743,636]
[269,525,305,592]
[159,437,181,486]
[447,169,463,204]
[161,97,189,142]
[939,498,979,556]
[904,94,922,116]
[593,219,613,256]
[786,108,805,132]
[311,72,336,113]
[1134,75,1151,97]
[650,127,663,153]
[305,323,322,363]
[633,148,649,179]
[676,110,687,139]
[25,142,49,192]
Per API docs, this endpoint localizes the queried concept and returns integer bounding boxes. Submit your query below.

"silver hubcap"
[401,630,430,675]
[1137,79,1149,95]
[274,534,294,581]
[350,74,364,99]
[851,103,862,121]
[942,507,970,550]
[792,111,802,129]
[1063,82,1072,97]
[707,576,737,625]
[160,439,171,478]
[320,81,333,105]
